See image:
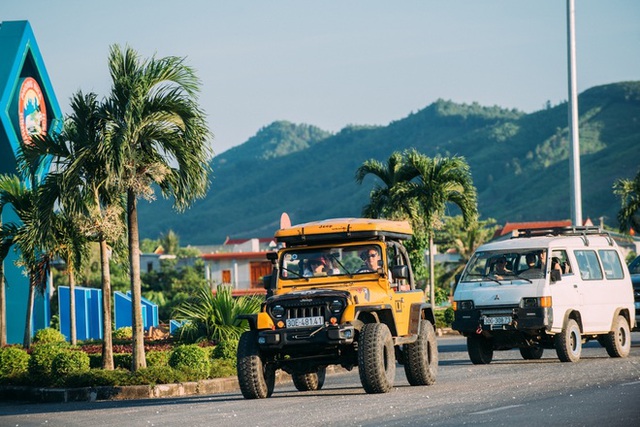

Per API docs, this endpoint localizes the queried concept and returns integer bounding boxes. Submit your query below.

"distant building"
[198,237,277,295]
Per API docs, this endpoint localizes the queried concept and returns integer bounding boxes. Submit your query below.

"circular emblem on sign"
[18,77,47,145]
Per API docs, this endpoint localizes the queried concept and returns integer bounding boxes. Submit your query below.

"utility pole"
[567,0,583,226]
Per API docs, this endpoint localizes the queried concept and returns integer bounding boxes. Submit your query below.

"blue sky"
[3,0,639,155]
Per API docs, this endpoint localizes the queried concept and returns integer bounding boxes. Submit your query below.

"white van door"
[573,249,609,332]
[549,249,582,332]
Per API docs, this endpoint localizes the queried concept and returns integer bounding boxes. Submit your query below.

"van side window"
[574,250,603,280]
[598,249,624,280]
[551,250,572,275]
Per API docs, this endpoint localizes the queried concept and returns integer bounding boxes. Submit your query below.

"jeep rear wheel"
[555,318,582,362]
[292,367,327,391]
[237,331,275,399]
[467,335,493,364]
[603,315,631,358]
[519,346,544,360]
[358,323,396,393]
[403,319,438,386]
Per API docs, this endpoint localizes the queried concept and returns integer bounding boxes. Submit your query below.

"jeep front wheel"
[358,323,396,393]
[467,335,493,364]
[292,367,326,391]
[554,318,581,362]
[237,331,275,399]
[603,315,631,358]
[403,319,438,386]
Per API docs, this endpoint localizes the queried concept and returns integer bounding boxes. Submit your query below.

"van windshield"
[461,249,548,282]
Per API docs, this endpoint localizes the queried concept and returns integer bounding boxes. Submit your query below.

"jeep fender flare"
[237,314,258,330]
[354,305,397,336]
[408,303,436,335]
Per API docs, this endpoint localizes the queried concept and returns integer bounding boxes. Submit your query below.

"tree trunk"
[0,257,6,347]
[23,280,35,348]
[100,238,114,370]
[69,266,77,345]
[429,232,436,308]
[128,189,146,370]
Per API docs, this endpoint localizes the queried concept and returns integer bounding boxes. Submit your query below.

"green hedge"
[169,345,210,379]
[33,327,67,344]
[0,346,29,378]
[52,350,90,379]
[28,343,68,383]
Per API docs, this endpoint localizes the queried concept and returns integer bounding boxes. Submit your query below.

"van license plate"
[483,316,511,325]
[286,316,324,328]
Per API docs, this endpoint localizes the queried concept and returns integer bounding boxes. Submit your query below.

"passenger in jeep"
[304,256,329,276]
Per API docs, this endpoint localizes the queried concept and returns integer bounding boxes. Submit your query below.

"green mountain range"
[138,81,640,245]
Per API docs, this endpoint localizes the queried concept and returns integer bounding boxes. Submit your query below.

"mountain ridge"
[138,81,640,245]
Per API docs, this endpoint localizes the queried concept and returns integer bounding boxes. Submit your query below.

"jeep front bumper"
[257,323,356,350]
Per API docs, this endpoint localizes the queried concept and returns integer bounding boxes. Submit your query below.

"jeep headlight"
[329,299,344,313]
[271,305,285,318]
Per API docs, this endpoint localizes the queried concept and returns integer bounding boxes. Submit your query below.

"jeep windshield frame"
[279,243,385,282]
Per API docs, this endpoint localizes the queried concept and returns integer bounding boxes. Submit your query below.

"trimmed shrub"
[0,346,29,378]
[146,350,170,367]
[88,353,102,369]
[33,327,67,344]
[131,366,187,385]
[114,353,133,370]
[210,358,236,378]
[28,343,66,383]
[113,327,133,340]
[211,339,238,362]
[63,368,131,388]
[168,344,210,378]
[52,350,90,378]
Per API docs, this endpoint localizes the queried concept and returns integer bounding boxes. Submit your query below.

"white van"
[452,226,635,364]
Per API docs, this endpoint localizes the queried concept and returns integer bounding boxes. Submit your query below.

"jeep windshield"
[461,249,549,282]
[279,244,384,280]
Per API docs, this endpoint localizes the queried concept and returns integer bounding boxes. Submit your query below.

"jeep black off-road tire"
[292,367,327,391]
[237,331,276,399]
[358,323,396,393]
[603,315,631,358]
[519,346,544,360]
[467,334,493,364]
[403,319,438,386]
[554,318,582,362]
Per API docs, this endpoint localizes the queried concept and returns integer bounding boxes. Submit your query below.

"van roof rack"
[510,226,613,246]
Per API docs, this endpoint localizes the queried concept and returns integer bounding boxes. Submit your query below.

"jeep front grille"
[287,305,326,319]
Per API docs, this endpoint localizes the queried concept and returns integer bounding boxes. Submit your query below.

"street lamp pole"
[567,0,583,226]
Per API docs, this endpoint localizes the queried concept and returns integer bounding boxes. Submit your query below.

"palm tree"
[437,216,497,295]
[355,151,417,220]
[403,150,478,306]
[101,45,212,370]
[613,169,640,234]
[25,91,124,369]
[0,174,50,348]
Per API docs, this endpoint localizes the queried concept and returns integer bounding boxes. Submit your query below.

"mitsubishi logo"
[493,294,500,300]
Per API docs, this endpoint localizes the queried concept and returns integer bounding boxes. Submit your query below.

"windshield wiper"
[328,253,352,277]
[281,267,308,281]
[480,275,503,285]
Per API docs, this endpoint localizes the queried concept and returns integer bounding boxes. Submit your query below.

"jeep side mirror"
[391,265,409,280]
[550,269,562,283]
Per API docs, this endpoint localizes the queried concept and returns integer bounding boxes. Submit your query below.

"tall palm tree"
[613,169,640,234]
[25,91,124,369]
[101,45,212,370]
[404,150,478,306]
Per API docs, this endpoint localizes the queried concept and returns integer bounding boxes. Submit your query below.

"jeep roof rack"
[510,226,613,246]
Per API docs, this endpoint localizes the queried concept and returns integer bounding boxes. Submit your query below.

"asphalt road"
[2,333,639,427]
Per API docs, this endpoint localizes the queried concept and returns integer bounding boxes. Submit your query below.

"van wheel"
[603,315,631,358]
[519,346,544,360]
[403,320,438,386]
[292,367,326,391]
[358,323,396,393]
[467,335,493,364]
[555,318,582,362]
[237,331,275,399]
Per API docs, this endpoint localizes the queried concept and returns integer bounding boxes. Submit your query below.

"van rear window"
[574,250,603,280]
[598,249,624,280]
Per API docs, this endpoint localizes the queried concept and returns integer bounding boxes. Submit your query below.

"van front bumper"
[452,306,552,333]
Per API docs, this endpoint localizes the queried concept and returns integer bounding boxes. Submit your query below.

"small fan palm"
[173,284,262,343]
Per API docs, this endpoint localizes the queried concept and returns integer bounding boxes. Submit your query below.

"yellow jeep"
[237,218,438,398]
